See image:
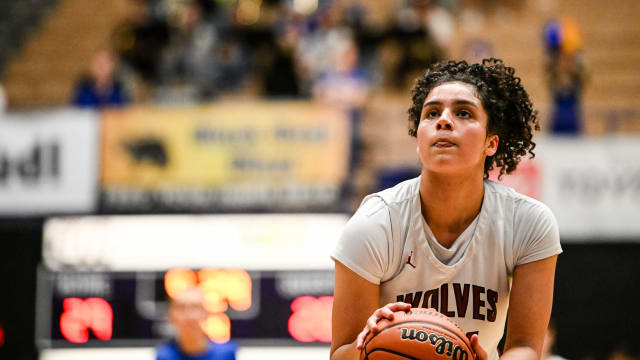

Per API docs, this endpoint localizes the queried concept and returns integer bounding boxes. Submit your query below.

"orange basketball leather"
[360,308,474,360]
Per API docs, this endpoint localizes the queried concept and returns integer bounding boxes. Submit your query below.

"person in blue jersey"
[156,287,237,360]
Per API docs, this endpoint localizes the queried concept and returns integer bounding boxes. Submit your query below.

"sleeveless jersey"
[331,176,562,360]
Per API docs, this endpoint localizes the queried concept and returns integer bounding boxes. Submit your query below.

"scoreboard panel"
[36,268,334,348]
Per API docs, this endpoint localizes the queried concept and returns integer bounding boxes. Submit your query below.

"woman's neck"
[177,330,209,356]
[419,169,485,248]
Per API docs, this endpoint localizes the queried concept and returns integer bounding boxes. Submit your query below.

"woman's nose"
[436,110,454,130]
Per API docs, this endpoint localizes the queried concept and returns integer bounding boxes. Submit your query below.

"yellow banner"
[101,101,349,203]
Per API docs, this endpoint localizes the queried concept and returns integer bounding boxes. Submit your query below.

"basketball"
[360,308,474,360]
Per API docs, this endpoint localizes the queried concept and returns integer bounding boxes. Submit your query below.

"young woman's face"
[416,81,498,176]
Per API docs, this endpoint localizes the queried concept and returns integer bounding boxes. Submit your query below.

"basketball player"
[330,59,562,360]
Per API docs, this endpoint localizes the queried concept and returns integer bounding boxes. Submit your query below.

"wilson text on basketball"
[400,327,469,360]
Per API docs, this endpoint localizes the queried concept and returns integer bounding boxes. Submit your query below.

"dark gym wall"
[553,242,640,359]
[0,218,43,360]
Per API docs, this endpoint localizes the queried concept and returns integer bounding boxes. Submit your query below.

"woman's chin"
[423,163,479,177]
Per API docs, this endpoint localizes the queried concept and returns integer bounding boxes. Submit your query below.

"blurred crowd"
[69,0,482,107]
[71,0,454,188]
[64,0,590,202]
[70,0,587,137]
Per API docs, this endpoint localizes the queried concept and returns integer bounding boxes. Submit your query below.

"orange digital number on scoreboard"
[59,297,113,343]
[288,296,333,343]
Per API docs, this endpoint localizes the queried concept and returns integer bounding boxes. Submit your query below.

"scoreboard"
[37,268,334,348]
[37,214,347,350]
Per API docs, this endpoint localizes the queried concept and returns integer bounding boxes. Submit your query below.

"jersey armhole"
[331,254,381,285]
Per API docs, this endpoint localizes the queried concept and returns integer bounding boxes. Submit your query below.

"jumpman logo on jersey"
[406,251,416,268]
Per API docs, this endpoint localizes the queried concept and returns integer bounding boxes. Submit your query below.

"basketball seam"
[366,347,422,360]
[364,320,472,353]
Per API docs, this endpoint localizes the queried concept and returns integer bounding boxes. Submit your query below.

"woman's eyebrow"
[423,99,479,109]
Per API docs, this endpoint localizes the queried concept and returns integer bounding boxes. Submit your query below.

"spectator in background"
[156,287,237,360]
[112,0,170,86]
[158,0,219,102]
[297,6,352,94]
[313,38,369,172]
[312,38,369,112]
[261,23,305,98]
[383,0,442,90]
[214,35,250,94]
[544,18,587,135]
[72,49,129,108]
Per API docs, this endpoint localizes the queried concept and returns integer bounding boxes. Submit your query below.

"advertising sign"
[100,102,350,212]
[536,137,640,239]
[42,214,347,271]
[0,109,99,215]
[491,136,640,239]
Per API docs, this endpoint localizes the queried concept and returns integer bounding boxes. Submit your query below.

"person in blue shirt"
[156,287,237,360]
[72,49,129,109]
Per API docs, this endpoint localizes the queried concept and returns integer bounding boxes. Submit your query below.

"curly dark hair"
[408,58,539,179]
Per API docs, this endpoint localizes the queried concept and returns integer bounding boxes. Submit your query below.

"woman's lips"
[434,141,455,147]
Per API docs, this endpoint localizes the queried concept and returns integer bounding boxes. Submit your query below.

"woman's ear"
[485,134,499,156]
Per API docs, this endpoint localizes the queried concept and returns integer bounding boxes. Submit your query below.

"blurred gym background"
[0,0,639,359]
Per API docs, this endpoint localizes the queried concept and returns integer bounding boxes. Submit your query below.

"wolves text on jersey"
[396,283,498,322]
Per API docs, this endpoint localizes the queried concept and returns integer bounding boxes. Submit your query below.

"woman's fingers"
[369,303,412,333]
[377,307,395,320]
[385,302,412,312]
[366,313,381,332]
[470,334,488,360]
[356,302,412,351]
[355,327,369,350]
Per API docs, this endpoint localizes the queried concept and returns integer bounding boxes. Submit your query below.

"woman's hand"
[470,334,488,360]
[355,302,411,350]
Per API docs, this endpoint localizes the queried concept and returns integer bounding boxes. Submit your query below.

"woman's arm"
[331,261,380,360]
[330,261,411,360]
[501,255,558,360]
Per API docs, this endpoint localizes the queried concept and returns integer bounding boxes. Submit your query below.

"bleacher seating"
[2,0,129,108]
[0,0,58,76]
[1,0,638,131]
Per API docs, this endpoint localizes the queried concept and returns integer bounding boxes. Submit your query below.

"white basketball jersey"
[332,176,562,360]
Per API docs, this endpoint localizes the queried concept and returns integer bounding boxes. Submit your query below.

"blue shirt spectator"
[157,287,238,360]
[72,77,128,108]
[72,49,129,109]
[156,339,237,360]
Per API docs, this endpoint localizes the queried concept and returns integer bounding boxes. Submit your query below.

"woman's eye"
[427,110,439,118]
[458,110,471,118]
